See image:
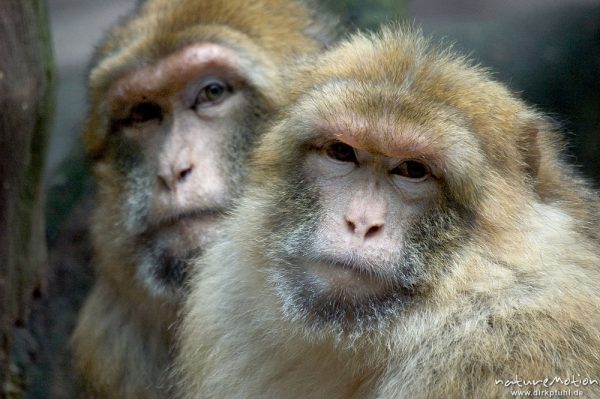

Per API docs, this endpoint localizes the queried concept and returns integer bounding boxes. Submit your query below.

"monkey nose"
[157,163,194,191]
[344,217,384,240]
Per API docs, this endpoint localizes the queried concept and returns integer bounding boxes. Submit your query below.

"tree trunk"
[0,0,54,397]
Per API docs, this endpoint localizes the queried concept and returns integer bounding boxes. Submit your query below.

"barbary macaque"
[70,0,330,396]
[176,27,600,398]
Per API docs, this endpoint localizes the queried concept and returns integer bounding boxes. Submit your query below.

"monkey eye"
[391,160,430,180]
[128,101,163,124]
[324,141,358,163]
[195,79,231,107]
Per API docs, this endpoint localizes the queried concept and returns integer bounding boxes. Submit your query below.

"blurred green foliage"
[45,149,91,244]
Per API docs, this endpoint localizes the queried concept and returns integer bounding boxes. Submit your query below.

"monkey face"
[93,44,265,300]
[266,154,461,334]
[257,82,475,335]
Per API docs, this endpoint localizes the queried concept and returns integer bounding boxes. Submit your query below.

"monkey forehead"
[288,27,528,151]
[107,43,247,105]
[98,0,326,65]
[90,0,326,101]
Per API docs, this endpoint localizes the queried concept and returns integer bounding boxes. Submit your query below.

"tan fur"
[71,0,330,397]
[176,27,600,398]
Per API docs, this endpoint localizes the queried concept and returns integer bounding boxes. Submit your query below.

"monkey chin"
[136,209,223,301]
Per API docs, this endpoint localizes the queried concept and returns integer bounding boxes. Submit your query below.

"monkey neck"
[73,278,177,398]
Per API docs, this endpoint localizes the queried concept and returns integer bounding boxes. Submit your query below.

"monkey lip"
[150,208,227,230]
[306,258,385,295]
[141,207,227,256]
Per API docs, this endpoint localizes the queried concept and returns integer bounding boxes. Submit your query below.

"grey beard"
[136,241,201,301]
[265,205,465,340]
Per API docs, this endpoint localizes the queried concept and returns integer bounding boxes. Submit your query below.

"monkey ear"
[518,114,560,180]
[522,126,541,179]
[518,116,571,201]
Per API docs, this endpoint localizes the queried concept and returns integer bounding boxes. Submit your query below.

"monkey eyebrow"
[107,43,248,106]
[310,119,448,168]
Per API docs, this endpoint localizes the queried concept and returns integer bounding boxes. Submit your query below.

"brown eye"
[195,80,230,107]
[128,101,163,124]
[391,160,430,180]
[325,141,357,163]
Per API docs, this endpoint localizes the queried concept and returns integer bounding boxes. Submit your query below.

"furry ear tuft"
[522,126,541,179]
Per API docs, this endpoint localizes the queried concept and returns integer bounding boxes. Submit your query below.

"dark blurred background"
[10,0,600,397]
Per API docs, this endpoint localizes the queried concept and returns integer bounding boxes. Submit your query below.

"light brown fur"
[176,27,600,398]
[71,0,330,397]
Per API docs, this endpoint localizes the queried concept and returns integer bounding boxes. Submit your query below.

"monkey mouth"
[277,256,414,332]
[305,257,386,295]
[148,207,227,231]
[139,207,226,257]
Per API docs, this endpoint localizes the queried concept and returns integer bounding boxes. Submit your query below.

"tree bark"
[0,0,54,397]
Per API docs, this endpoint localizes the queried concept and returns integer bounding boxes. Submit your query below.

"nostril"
[178,166,193,182]
[157,175,170,191]
[346,219,356,233]
[365,224,383,238]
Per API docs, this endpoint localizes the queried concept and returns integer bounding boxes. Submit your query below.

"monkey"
[175,26,600,399]
[70,0,331,397]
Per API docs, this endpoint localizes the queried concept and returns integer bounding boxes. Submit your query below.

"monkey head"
[82,0,328,300]
[239,27,568,338]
